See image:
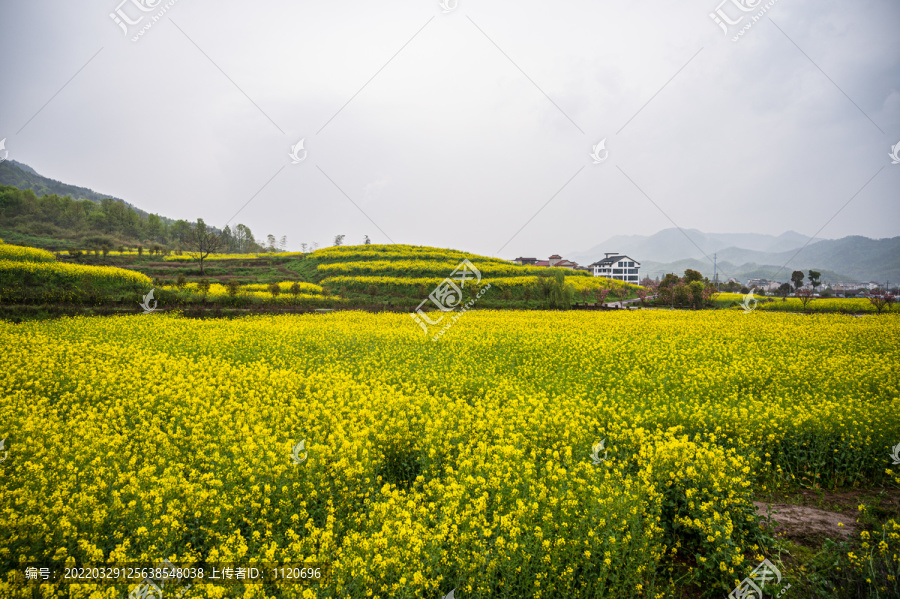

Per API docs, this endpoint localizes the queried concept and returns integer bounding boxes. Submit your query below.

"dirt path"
[755,502,857,541]
[754,489,899,546]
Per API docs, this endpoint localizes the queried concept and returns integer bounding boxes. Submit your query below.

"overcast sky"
[1,0,897,258]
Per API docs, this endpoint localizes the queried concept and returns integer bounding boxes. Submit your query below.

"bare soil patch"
[754,489,900,547]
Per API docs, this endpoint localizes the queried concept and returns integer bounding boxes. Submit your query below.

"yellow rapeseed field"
[1,310,897,598]
[0,242,56,263]
[716,292,880,313]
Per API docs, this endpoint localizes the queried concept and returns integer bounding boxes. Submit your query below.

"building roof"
[514,257,537,261]
[588,255,640,267]
[533,260,550,267]
[548,254,563,259]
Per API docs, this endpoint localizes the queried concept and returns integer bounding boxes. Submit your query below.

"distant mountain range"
[570,229,822,264]
[570,229,899,284]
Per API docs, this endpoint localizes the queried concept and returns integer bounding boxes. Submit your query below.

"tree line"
[0,185,274,254]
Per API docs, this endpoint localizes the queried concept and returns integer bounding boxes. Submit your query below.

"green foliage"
[226,279,241,297]
[545,270,575,309]
[808,270,822,290]
[688,280,705,309]
[683,268,704,284]
[0,182,269,254]
[673,282,689,307]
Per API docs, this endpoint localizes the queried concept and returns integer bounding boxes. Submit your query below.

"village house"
[515,255,579,269]
[589,253,640,284]
[746,279,781,292]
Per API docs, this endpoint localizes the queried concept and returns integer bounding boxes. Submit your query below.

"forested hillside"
[0,184,267,253]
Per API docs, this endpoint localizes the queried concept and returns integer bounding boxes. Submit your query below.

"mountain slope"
[638,236,898,283]
[570,228,896,283]
[639,258,857,285]
[0,159,152,217]
[568,228,824,265]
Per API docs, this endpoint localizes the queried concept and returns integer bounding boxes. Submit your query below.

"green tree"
[234,224,255,253]
[364,235,371,245]
[268,282,281,298]
[146,213,163,241]
[546,270,575,309]
[791,270,804,291]
[688,280,705,309]
[334,234,345,246]
[196,278,211,297]
[808,270,822,292]
[221,226,235,252]
[226,279,241,297]
[778,282,792,301]
[289,282,303,302]
[658,273,681,307]
[171,220,192,245]
[187,219,222,275]
[673,282,689,308]
[683,269,704,284]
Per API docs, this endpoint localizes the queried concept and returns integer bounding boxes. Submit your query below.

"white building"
[747,279,781,292]
[589,253,640,284]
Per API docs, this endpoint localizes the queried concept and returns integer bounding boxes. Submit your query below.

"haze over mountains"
[570,229,822,263]
[570,229,899,284]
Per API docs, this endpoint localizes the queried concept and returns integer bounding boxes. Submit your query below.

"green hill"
[0,242,640,320]
[297,244,639,309]
[0,161,273,254]
[0,159,145,214]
